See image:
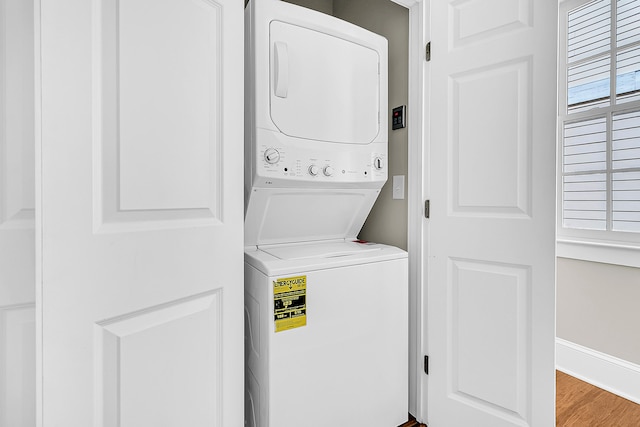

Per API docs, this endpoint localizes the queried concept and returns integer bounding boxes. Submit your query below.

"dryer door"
[269,21,381,144]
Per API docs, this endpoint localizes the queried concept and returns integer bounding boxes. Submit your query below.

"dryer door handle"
[274,41,289,98]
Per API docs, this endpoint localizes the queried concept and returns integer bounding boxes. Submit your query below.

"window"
[558,0,640,266]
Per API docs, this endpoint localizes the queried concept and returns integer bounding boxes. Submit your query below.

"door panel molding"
[95,290,222,427]
[92,0,223,232]
[0,304,36,427]
[449,258,531,422]
[450,0,532,49]
[0,0,35,231]
[449,57,532,218]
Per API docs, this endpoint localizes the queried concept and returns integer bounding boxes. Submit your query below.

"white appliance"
[244,1,408,426]
[245,241,408,427]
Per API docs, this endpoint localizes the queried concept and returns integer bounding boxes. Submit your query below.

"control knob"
[373,157,384,170]
[323,166,334,176]
[264,148,280,164]
[308,165,319,176]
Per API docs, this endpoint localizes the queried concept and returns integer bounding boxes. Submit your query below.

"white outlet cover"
[392,175,405,200]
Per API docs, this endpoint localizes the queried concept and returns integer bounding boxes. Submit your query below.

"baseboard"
[556,338,640,405]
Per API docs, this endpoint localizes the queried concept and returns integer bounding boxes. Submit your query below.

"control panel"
[253,142,387,186]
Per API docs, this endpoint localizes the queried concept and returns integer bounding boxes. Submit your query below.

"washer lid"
[261,240,381,260]
[245,241,407,277]
[244,187,380,247]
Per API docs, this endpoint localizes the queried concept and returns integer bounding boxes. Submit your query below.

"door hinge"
[424,355,429,374]
[425,42,431,62]
[424,200,430,218]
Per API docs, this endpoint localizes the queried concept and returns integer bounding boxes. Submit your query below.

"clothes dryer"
[244,0,389,247]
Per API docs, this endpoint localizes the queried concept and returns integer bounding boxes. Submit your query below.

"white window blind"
[562,118,607,230]
[612,111,640,232]
[560,0,640,242]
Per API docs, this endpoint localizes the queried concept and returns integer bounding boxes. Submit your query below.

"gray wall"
[282,0,333,14]
[333,0,409,250]
[283,0,409,251]
[557,258,640,365]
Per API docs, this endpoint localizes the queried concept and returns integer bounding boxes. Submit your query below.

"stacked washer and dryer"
[244,1,408,426]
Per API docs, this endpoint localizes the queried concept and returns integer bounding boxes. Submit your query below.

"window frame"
[557,0,640,268]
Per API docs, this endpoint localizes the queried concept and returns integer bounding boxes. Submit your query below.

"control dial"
[323,166,334,176]
[308,165,319,176]
[374,157,384,170]
[264,148,280,164]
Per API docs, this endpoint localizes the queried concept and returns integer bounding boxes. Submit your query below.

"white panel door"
[37,0,243,425]
[0,0,36,425]
[426,0,557,426]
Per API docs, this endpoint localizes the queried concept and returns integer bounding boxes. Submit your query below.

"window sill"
[557,239,640,269]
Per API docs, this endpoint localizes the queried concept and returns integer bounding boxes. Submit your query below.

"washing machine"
[244,240,408,427]
[244,1,408,426]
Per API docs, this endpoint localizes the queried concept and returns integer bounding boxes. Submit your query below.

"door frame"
[388,0,428,420]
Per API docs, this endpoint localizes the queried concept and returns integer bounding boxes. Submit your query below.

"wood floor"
[398,415,426,427]
[556,370,640,426]
[398,371,640,427]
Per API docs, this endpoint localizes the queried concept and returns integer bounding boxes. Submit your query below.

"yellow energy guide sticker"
[273,275,307,332]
